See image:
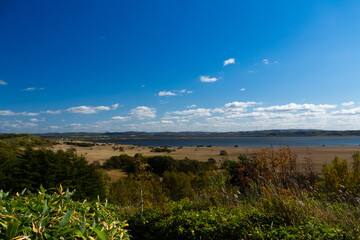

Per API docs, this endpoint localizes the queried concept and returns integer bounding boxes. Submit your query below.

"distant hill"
[35,129,360,140]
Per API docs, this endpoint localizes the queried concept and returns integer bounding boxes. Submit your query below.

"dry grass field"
[52,141,360,182]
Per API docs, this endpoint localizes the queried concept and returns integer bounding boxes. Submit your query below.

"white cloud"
[0,110,39,116]
[224,101,258,109]
[240,88,246,91]
[161,120,173,124]
[112,103,120,109]
[159,91,176,96]
[41,110,62,114]
[262,59,269,64]
[223,58,235,66]
[111,116,129,121]
[186,104,197,108]
[66,104,117,114]
[332,107,360,115]
[0,80,8,85]
[200,76,218,82]
[342,101,354,107]
[0,110,15,116]
[29,118,45,122]
[168,108,213,118]
[129,106,156,119]
[25,87,36,91]
[70,123,82,126]
[255,103,336,112]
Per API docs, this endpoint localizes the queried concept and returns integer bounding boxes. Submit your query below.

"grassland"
[52,141,360,181]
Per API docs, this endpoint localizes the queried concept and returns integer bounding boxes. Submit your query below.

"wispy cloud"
[41,110,62,114]
[25,87,36,91]
[29,118,45,122]
[240,88,246,91]
[186,104,197,108]
[0,80,8,86]
[200,76,218,82]
[23,87,45,91]
[112,103,120,109]
[0,110,39,116]
[255,103,336,112]
[159,89,193,96]
[262,59,278,65]
[67,103,119,114]
[223,58,235,66]
[332,107,360,115]
[111,116,129,121]
[342,101,355,107]
[159,91,176,96]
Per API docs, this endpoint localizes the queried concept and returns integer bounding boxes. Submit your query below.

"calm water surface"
[94,136,360,147]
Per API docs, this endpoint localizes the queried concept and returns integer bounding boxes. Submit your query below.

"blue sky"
[1,0,360,133]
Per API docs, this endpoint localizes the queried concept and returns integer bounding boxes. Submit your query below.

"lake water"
[94,136,360,147]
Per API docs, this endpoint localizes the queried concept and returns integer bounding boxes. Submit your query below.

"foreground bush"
[0,186,130,239]
[127,197,359,240]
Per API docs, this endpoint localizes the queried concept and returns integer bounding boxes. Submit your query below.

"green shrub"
[0,187,130,239]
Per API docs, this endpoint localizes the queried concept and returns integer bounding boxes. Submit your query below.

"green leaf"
[5,219,20,240]
[79,219,86,235]
[58,209,73,229]
[40,185,46,194]
[93,227,110,240]
[20,188,27,196]
[42,199,48,215]
[73,229,87,239]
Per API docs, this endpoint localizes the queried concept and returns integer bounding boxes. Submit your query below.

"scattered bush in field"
[64,141,95,147]
[219,150,228,156]
[102,154,137,172]
[207,158,216,164]
[0,187,130,239]
[66,147,77,152]
[150,146,172,153]
[103,155,217,175]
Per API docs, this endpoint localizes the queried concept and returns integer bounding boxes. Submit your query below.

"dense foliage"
[0,186,130,239]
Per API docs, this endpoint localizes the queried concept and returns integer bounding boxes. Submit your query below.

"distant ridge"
[34,129,360,140]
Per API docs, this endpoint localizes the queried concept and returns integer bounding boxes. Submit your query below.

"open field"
[53,141,360,174]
